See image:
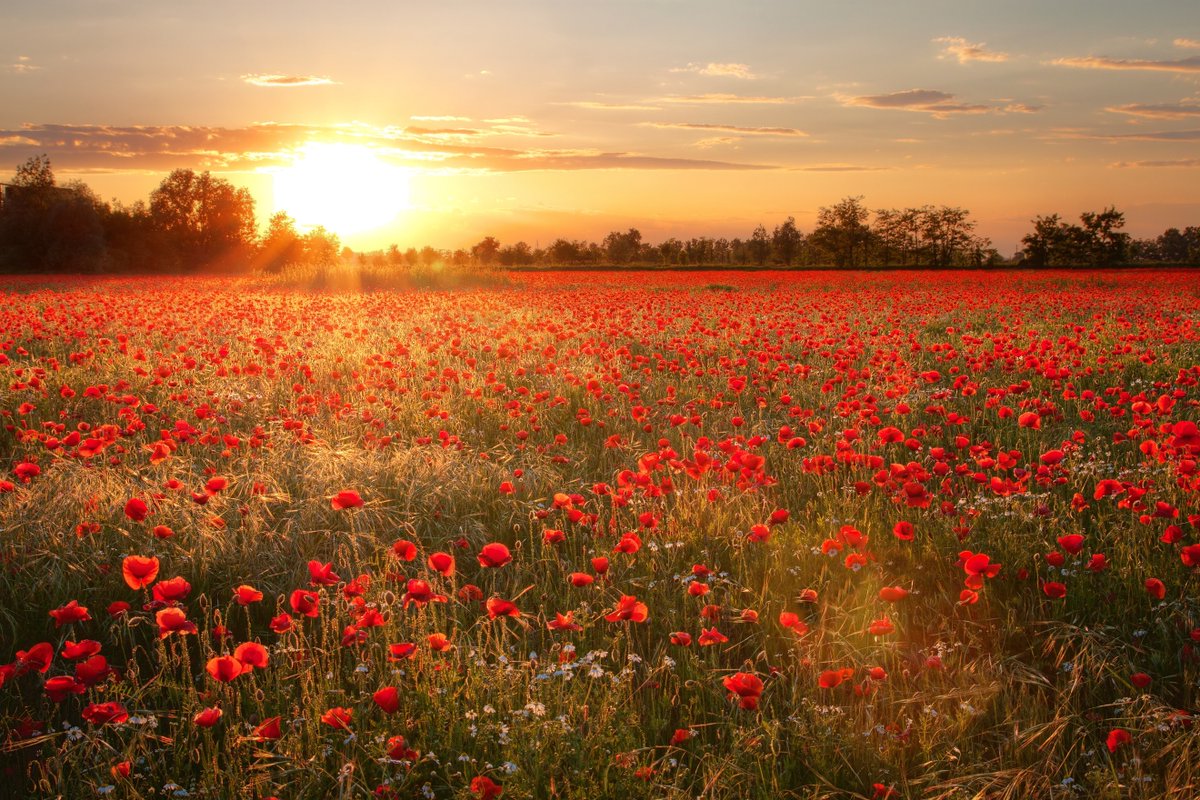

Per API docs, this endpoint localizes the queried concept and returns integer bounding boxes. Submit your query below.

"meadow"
[2,269,1199,800]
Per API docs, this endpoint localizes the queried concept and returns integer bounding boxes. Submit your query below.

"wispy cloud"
[843,89,993,117]
[242,74,337,87]
[655,93,798,105]
[7,55,39,74]
[934,37,1009,63]
[0,122,775,173]
[790,164,891,172]
[410,115,472,122]
[561,101,663,111]
[643,122,807,137]
[670,62,758,79]
[1175,38,1200,49]
[1050,55,1200,72]
[1112,158,1200,168]
[1107,100,1200,119]
[1055,127,1200,141]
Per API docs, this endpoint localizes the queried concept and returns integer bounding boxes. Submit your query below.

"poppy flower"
[399,579,446,609]
[386,734,418,761]
[548,611,582,631]
[388,642,417,661]
[61,639,102,660]
[14,642,54,674]
[486,597,521,619]
[206,655,244,682]
[878,586,909,603]
[44,675,86,702]
[1106,728,1132,753]
[193,706,223,728]
[234,641,269,670]
[252,716,282,741]
[428,632,452,651]
[391,539,418,561]
[699,627,728,645]
[722,672,764,710]
[1145,578,1166,600]
[373,686,401,714]
[290,589,320,617]
[477,542,512,568]
[308,560,340,586]
[156,607,197,638]
[82,701,129,725]
[234,585,263,605]
[320,706,352,731]
[670,631,693,646]
[819,668,855,689]
[1042,581,1067,599]
[122,555,160,590]
[1131,672,1152,689]
[49,600,91,627]
[152,576,192,604]
[471,776,503,800]
[330,490,364,510]
[427,552,455,576]
[604,595,649,623]
[124,498,149,521]
[868,617,895,635]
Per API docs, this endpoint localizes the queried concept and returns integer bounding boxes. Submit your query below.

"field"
[2,269,1200,800]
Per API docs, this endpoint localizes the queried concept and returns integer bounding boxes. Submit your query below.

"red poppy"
[206,655,244,682]
[471,775,503,800]
[386,734,418,761]
[122,555,159,590]
[486,597,521,619]
[156,607,197,638]
[234,585,263,605]
[428,551,455,576]
[308,560,340,586]
[124,498,149,521]
[373,686,401,714]
[878,586,909,603]
[477,542,512,568]
[49,600,91,627]
[252,716,282,741]
[722,672,764,710]
[320,706,352,730]
[330,490,364,510]
[428,632,451,651]
[234,641,269,670]
[1042,581,1067,599]
[152,576,192,604]
[604,595,649,623]
[1106,728,1131,753]
[404,579,447,608]
[82,701,129,725]
[290,589,320,617]
[193,706,223,727]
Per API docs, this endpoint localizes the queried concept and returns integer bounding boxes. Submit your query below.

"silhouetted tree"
[809,196,872,268]
[472,236,501,266]
[149,169,256,268]
[748,225,770,266]
[603,228,642,265]
[771,217,803,265]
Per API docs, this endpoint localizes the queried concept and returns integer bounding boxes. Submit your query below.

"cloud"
[671,62,758,79]
[1112,158,1200,168]
[643,122,807,137]
[1055,127,1200,141]
[561,101,663,111]
[7,55,39,74]
[934,37,1009,63]
[1106,101,1200,119]
[655,93,797,105]
[410,115,472,122]
[1175,38,1200,49]
[1050,55,1200,73]
[790,164,891,172]
[693,136,741,148]
[843,89,993,117]
[242,74,336,87]
[0,122,775,174]
[1002,102,1045,113]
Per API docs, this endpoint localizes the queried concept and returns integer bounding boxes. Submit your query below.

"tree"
[258,211,302,272]
[603,228,642,265]
[1078,207,1129,267]
[771,217,803,265]
[471,236,501,266]
[0,155,107,272]
[809,196,872,267]
[747,225,770,266]
[149,169,256,268]
[301,226,340,268]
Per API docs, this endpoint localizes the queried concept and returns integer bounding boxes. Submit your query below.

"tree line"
[1,155,1197,273]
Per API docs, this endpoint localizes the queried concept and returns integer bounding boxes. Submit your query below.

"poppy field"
[3,268,1200,800]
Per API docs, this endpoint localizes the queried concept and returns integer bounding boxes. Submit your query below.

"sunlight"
[270,142,410,236]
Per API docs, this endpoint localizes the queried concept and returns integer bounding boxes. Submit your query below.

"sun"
[271,142,410,237]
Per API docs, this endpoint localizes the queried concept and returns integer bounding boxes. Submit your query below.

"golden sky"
[3,1,1199,253]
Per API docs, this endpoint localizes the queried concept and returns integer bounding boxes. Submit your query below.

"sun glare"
[271,142,410,237]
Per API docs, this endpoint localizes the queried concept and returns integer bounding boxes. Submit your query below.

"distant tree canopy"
[1,156,1196,272]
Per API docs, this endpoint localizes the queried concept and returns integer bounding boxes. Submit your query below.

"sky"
[2,0,1199,254]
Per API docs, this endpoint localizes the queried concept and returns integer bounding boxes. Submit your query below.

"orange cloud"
[1106,101,1200,119]
[242,74,336,87]
[671,62,759,79]
[843,89,993,117]
[643,122,806,137]
[934,37,1009,63]
[1050,55,1200,72]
